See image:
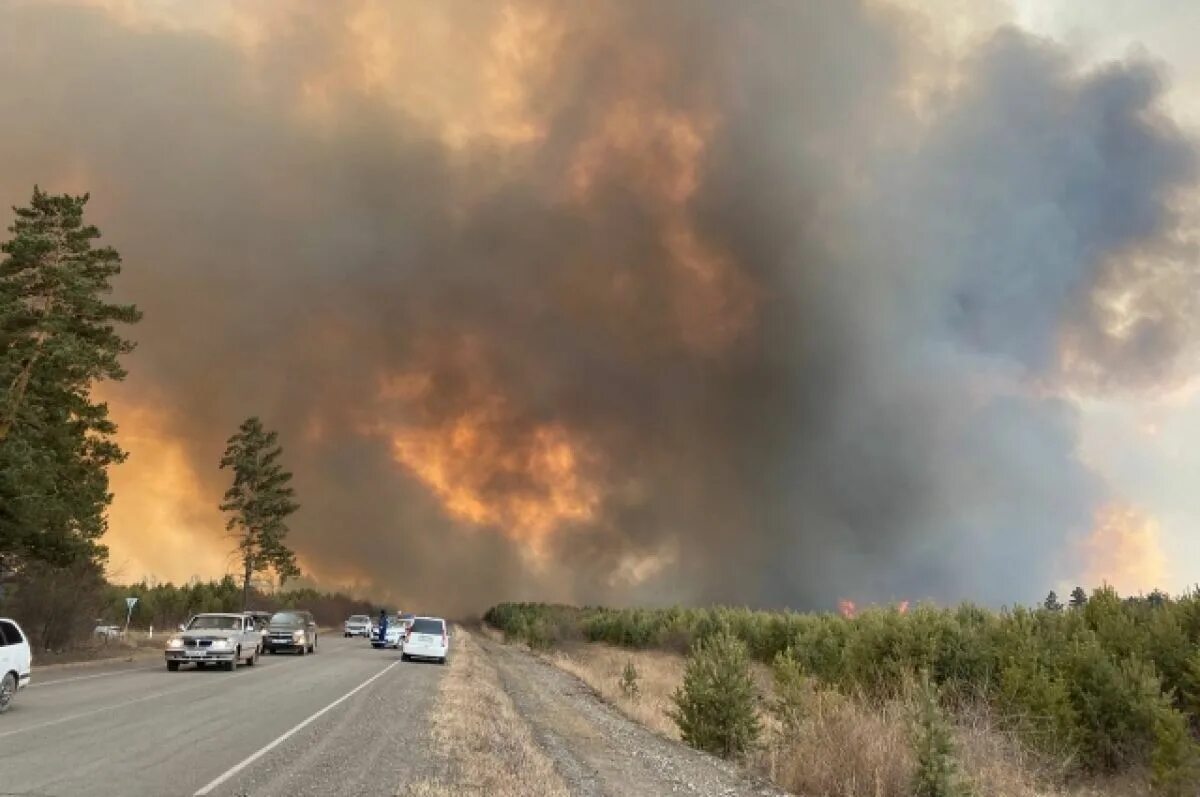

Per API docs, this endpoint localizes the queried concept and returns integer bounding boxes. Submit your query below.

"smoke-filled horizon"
[1,1,1197,614]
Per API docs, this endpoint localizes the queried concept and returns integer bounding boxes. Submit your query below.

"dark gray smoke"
[0,1,1195,612]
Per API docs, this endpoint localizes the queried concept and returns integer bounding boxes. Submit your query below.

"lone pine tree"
[219,417,301,609]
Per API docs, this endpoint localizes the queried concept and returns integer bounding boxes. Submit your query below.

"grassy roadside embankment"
[401,626,570,797]
[486,597,1194,796]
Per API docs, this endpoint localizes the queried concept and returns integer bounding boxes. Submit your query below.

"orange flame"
[838,599,857,619]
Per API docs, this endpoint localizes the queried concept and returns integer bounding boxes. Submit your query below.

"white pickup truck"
[164,613,261,671]
[0,617,32,713]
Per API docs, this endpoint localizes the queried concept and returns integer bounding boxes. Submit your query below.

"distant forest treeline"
[0,559,377,650]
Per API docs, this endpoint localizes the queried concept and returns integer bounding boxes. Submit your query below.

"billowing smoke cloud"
[0,1,1195,612]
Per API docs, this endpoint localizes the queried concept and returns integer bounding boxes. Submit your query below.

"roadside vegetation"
[486,591,1200,795]
[403,626,569,797]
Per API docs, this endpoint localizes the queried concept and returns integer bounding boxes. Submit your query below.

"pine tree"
[912,673,973,797]
[219,417,301,610]
[1044,590,1063,612]
[670,628,761,759]
[1069,586,1089,610]
[0,188,141,572]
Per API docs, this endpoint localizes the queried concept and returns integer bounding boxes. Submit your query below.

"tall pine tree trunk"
[242,560,252,611]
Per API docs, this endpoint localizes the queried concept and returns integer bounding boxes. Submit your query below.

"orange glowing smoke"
[375,363,600,549]
[1081,504,1169,595]
[838,599,857,619]
[100,391,231,584]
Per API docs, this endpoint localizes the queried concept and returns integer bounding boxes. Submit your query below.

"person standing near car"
[377,609,388,643]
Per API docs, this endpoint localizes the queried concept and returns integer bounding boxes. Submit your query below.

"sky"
[2,0,1199,613]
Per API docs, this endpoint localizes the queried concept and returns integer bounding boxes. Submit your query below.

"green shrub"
[1151,704,1200,796]
[912,674,973,797]
[619,659,640,700]
[771,648,816,734]
[670,629,761,759]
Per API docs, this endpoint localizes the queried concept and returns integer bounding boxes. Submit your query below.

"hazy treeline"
[0,563,377,650]
[487,587,1200,789]
[102,576,376,631]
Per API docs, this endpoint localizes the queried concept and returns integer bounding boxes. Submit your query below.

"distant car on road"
[93,624,123,640]
[264,610,318,655]
[372,614,414,649]
[0,618,32,713]
[165,613,260,672]
[343,614,373,638]
[401,617,449,664]
[371,614,396,649]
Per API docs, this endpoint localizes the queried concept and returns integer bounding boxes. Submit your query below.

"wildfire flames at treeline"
[0,1,1194,613]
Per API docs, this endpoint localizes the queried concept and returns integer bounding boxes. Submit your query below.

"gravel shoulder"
[476,634,788,797]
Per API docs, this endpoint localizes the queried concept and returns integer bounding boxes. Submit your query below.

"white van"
[401,617,449,664]
[0,617,32,713]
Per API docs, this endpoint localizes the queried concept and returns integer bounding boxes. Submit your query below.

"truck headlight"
[293,630,306,641]
[211,639,231,650]
[167,637,184,649]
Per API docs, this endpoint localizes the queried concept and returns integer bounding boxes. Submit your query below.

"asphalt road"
[2,636,444,797]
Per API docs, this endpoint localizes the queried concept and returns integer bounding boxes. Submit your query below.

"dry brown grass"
[400,627,569,797]
[753,689,912,797]
[548,643,686,739]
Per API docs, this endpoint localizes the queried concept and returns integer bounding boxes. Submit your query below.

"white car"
[401,616,449,664]
[94,624,123,640]
[0,618,32,713]
[165,613,262,671]
[343,614,373,638]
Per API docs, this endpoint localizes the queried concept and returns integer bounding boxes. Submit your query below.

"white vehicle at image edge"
[401,616,449,664]
[0,618,32,713]
[165,613,261,672]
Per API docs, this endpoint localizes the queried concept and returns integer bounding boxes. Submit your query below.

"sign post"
[123,596,138,636]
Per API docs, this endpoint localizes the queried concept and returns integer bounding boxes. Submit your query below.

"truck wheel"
[167,661,180,672]
[247,647,257,666]
[226,652,238,672]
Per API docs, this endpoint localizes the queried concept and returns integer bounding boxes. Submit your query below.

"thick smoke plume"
[0,1,1196,613]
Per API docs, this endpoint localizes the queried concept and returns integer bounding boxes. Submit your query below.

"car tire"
[247,647,257,666]
[296,644,305,656]
[226,652,238,672]
[166,661,180,672]
[1,671,17,712]
[439,657,446,665]
[401,653,409,662]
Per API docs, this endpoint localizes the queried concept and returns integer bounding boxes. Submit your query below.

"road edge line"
[193,659,402,796]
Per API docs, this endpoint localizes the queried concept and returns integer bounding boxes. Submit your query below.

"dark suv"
[263,610,318,655]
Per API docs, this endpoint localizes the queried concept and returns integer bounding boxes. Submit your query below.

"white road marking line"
[0,660,276,740]
[193,660,402,796]
[28,664,160,688]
